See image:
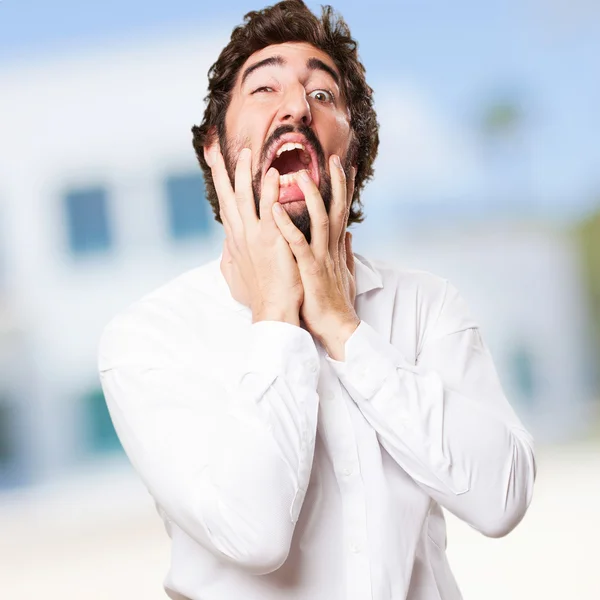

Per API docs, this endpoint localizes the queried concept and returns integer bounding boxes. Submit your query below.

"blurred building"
[360,216,597,442]
[0,33,596,490]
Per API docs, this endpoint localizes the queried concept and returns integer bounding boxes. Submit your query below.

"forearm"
[354,366,535,536]
[328,320,536,536]
[99,320,320,574]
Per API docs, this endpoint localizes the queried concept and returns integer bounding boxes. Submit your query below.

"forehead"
[237,42,340,83]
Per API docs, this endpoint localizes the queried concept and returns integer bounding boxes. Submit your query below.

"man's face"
[220,42,353,241]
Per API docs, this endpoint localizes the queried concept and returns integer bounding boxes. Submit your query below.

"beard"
[221,124,345,245]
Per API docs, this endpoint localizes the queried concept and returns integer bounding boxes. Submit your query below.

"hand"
[206,144,303,325]
[271,155,360,360]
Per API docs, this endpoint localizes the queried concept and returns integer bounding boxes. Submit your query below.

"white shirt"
[98,253,536,600]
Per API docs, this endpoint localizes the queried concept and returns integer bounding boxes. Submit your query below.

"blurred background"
[1,0,599,598]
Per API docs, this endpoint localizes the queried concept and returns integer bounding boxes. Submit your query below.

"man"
[98,2,536,599]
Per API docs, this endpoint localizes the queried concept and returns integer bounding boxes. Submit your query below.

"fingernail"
[267,167,279,179]
[332,155,341,168]
[300,169,310,181]
[240,147,251,160]
[272,202,283,214]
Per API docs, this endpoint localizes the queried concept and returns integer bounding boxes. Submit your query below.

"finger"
[272,202,316,270]
[219,205,239,255]
[339,221,347,268]
[220,246,233,285]
[221,236,234,278]
[294,169,329,259]
[234,147,258,226]
[345,231,355,278]
[328,155,348,259]
[211,145,243,233]
[340,166,356,264]
[222,236,234,264]
[259,167,280,226]
[345,166,356,228]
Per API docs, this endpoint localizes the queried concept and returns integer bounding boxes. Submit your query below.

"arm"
[327,281,536,538]
[267,156,535,534]
[98,317,320,575]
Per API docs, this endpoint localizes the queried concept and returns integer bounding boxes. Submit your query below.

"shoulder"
[98,259,220,371]
[356,253,478,342]
[356,252,449,305]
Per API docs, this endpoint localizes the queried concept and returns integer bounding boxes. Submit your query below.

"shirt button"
[342,466,353,476]
[308,361,319,373]
[349,543,361,554]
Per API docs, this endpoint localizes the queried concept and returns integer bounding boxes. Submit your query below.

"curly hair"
[191,0,379,226]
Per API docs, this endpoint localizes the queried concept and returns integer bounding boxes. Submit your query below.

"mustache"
[259,124,326,172]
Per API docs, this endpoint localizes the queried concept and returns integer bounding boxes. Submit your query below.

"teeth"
[279,170,309,186]
[275,141,306,157]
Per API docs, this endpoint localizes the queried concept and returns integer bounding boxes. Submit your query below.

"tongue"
[272,150,305,175]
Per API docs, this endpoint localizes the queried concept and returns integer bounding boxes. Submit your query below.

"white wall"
[354,220,596,440]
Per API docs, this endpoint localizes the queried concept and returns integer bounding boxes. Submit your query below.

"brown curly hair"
[191,0,379,226]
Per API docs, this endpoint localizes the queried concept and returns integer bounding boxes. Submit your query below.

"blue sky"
[1,0,599,219]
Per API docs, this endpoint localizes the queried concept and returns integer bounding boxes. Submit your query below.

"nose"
[276,84,312,127]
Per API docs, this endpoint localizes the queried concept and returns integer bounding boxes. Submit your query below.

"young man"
[98,2,536,599]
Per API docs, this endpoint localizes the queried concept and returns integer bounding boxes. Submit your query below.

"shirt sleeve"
[327,280,536,538]
[98,316,320,575]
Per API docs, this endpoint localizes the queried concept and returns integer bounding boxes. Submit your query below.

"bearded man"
[98,2,536,599]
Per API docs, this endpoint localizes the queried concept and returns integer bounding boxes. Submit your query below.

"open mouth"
[263,134,320,202]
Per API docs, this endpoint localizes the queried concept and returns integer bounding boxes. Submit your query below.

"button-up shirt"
[98,253,536,600]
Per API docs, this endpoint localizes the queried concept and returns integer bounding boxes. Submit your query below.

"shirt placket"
[317,353,373,600]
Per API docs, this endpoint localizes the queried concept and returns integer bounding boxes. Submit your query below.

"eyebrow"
[241,56,285,86]
[306,57,340,86]
[240,55,341,87]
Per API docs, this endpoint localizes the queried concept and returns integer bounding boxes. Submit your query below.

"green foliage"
[577,205,600,373]
[481,99,524,137]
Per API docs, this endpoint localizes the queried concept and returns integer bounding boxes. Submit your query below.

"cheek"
[321,114,352,157]
[227,109,272,161]
[225,98,253,148]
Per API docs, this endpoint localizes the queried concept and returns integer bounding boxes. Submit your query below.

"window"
[0,402,15,467]
[64,186,112,254]
[0,400,19,488]
[83,387,122,454]
[165,173,211,240]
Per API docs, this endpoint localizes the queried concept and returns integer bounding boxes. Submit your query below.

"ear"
[203,127,219,167]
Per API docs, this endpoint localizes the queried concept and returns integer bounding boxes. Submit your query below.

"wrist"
[320,314,360,361]
[252,305,300,327]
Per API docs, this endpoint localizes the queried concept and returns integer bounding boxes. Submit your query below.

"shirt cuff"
[239,320,320,400]
[326,320,412,402]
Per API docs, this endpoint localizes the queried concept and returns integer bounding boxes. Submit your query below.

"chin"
[282,199,307,212]
[285,204,312,243]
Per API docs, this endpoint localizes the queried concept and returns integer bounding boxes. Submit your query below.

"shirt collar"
[353,253,384,296]
[210,250,383,312]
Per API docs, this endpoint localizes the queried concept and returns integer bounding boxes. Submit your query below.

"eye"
[252,86,274,94]
[309,89,334,103]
